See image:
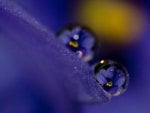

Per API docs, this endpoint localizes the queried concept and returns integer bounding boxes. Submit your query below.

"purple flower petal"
[0,0,110,112]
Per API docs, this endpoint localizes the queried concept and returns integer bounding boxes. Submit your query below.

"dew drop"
[57,26,95,62]
[94,60,129,96]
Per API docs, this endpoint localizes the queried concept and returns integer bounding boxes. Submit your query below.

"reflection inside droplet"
[94,60,129,96]
[57,26,95,62]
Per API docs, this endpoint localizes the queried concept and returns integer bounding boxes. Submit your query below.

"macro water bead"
[57,26,95,62]
[94,60,129,96]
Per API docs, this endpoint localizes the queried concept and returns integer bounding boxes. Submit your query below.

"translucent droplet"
[94,60,129,96]
[57,26,95,62]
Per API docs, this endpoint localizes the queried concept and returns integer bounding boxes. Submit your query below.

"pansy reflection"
[94,60,129,96]
[58,26,95,62]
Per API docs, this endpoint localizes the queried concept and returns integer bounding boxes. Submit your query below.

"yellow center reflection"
[69,41,79,48]
[106,81,113,87]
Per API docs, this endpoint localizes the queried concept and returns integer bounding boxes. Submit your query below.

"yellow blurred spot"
[69,41,79,48]
[78,1,144,44]
[106,81,113,87]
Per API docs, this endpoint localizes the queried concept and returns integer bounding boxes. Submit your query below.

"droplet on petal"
[94,60,129,96]
[57,26,95,62]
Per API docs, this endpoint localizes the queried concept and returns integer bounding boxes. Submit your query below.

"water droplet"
[57,26,95,62]
[94,60,129,96]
